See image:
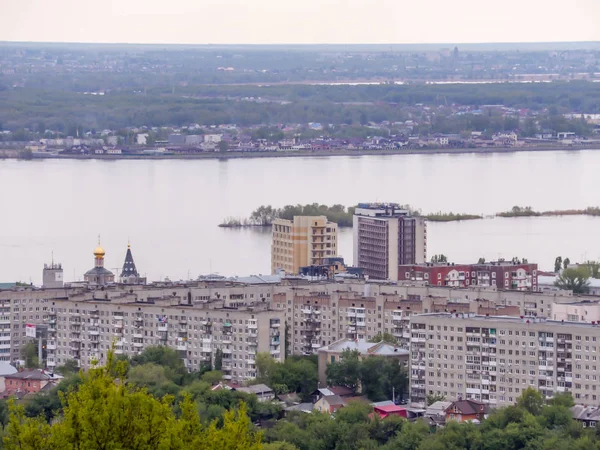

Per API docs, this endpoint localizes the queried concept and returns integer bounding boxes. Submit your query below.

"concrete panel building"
[353,203,426,281]
[271,216,338,274]
[409,313,600,408]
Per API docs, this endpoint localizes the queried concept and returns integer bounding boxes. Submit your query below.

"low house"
[0,362,17,393]
[314,394,346,414]
[4,369,60,396]
[317,339,409,386]
[235,384,274,402]
[284,402,314,414]
[445,399,489,423]
[426,400,453,417]
[277,392,302,406]
[312,386,355,403]
[373,405,407,419]
[571,405,600,427]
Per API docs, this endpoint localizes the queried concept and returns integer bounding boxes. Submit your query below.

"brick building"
[398,261,538,291]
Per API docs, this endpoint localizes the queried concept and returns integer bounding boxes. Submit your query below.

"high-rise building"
[409,312,600,408]
[271,216,338,274]
[353,203,426,280]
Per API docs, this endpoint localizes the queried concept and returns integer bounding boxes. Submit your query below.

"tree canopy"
[4,350,262,450]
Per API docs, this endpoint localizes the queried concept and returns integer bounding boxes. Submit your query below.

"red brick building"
[4,369,60,396]
[398,261,538,291]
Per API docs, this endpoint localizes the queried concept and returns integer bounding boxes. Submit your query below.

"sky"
[1,0,600,45]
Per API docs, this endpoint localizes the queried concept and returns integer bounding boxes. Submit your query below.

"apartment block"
[45,297,284,381]
[398,261,538,291]
[271,216,338,274]
[353,203,426,281]
[410,313,600,408]
[0,276,595,374]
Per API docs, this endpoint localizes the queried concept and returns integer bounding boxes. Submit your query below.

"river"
[1,150,599,284]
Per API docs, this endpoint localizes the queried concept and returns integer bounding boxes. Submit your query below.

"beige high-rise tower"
[271,216,338,274]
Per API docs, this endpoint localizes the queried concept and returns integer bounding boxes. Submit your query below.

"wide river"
[1,150,599,284]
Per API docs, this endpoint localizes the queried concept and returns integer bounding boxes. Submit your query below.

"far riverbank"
[2,144,600,162]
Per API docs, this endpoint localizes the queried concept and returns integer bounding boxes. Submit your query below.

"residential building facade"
[353,203,426,281]
[409,313,600,408]
[271,215,338,274]
[398,261,538,291]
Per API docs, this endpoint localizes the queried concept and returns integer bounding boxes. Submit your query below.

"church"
[83,240,145,285]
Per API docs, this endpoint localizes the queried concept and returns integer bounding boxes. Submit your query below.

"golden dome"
[94,245,106,258]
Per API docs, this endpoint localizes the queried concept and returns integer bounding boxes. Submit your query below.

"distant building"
[136,133,149,145]
[204,134,222,144]
[83,242,114,285]
[4,369,60,396]
[185,135,204,145]
[271,216,338,275]
[445,399,489,423]
[120,243,145,284]
[234,384,274,402]
[167,134,186,145]
[299,257,363,280]
[42,261,63,289]
[353,203,427,280]
[397,261,538,291]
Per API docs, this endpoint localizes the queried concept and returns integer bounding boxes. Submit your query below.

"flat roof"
[413,312,600,328]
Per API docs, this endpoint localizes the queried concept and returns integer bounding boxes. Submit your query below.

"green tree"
[201,371,223,386]
[555,256,563,273]
[582,261,600,279]
[563,257,571,269]
[517,387,544,416]
[4,350,262,450]
[368,332,398,345]
[430,254,448,263]
[217,140,230,152]
[478,257,486,264]
[215,349,224,371]
[326,349,361,392]
[20,342,39,369]
[555,267,590,294]
[426,393,446,406]
[54,360,79,377]
[131,346,187,385]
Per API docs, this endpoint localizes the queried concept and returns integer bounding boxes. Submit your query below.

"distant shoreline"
[4,144,600,161]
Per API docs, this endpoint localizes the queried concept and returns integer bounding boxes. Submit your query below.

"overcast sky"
[1,0,599,44]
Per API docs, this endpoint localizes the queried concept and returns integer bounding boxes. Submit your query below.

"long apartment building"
[45,296,283,381]
[271,215,338,274]
[410,313,600,408]
[353,203,426,281]
[398,260,539,291]
[2,259,598,377]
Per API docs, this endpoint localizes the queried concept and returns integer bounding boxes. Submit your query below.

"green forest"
[1,81,599,132]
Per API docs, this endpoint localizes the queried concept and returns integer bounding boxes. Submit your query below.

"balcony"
[133,332,143,339]
[222,348,233,354]
[47,342,57,350]
[176,343,187,351]
[247,321,258,330]
[158,325,168,332]
[134,342,144,349]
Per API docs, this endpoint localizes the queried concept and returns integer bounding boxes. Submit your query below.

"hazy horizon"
[2,0,599,45]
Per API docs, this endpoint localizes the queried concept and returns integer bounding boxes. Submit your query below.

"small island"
[497,206,600,218]
[219,204,482,228]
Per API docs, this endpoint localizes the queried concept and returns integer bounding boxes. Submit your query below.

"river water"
[1,150,599,284]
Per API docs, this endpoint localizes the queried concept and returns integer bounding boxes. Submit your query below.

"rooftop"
[413,312,600,328]
[318,338,409,356]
